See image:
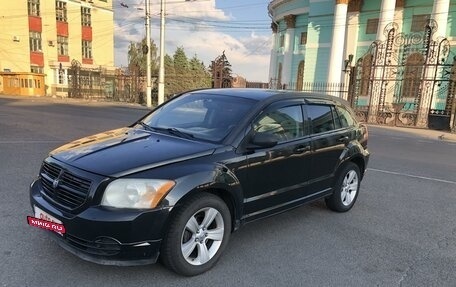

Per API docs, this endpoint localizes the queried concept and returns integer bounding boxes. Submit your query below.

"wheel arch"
[350,156,366,179]
[170,186,241,233]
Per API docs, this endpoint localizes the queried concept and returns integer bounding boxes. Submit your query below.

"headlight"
[101,179,175,209]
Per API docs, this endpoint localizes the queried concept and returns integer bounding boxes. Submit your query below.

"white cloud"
[113,0,271,82]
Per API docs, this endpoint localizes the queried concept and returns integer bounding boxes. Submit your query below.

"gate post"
[451,95,456,132]
[415,82,433,128]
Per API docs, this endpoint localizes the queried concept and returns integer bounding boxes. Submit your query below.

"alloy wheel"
[341,170,359,206]
[180,207,225,266]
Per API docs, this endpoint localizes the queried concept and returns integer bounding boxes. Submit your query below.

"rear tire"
[325,162,360,212]
[160,192,231,276]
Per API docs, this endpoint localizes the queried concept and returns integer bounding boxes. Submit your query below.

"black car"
[29,88,369,276]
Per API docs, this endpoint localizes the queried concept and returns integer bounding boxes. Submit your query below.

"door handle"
[294,145,311,153]
[338,136,349,143]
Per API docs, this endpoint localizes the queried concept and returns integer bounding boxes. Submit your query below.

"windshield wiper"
[137,121,155,131]
[138,123,194,139]
[163,127,195,139]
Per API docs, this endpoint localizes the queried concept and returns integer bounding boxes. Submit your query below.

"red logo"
[27,216,66,234]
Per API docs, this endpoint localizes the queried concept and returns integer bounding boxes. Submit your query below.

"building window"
[366,18,379,34]
[401,53,425,101]
[82,40,92,59]
[360,54,373,96]
[58,69,65,84]
[28,0,40,16]
[81,7,91,27]
[296,61,305,91]
[300,32,307,45]
[56,1,67,22]
[411,14,430,32]
[58,36,69,56]
[29,32,42,52]
[31,66,44,74]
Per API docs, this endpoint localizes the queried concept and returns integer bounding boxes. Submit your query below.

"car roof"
[190,88,350,106]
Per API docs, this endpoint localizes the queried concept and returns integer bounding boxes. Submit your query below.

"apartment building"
[0,0,114,96]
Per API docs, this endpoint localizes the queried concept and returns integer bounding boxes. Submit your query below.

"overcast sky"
[113,0,272,82]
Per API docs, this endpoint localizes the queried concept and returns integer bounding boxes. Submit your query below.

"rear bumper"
[30,179,170,266]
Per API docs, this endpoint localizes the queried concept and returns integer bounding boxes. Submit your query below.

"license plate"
[28,206,65,235]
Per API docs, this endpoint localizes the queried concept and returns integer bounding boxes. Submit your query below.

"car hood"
[50,127,218,177]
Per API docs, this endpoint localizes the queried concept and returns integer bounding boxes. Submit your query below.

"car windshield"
[140,92,257,142]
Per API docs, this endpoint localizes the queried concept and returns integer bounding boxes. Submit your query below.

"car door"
[305,103,350,193]
[240,100,313,218]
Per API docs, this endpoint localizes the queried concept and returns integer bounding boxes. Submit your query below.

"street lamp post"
[158,0,166,105]
[145,0,152,107]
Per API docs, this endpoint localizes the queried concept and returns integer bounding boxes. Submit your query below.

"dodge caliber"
[29,88,369,276]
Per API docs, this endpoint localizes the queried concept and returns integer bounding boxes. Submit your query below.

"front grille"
[40,162,92,209]
[65,234,121,256]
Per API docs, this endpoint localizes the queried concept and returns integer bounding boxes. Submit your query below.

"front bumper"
[30,179,171,266]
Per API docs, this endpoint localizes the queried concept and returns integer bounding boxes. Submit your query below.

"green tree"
[126,44,211,102]
[173,46,192,93]
[127,38,158,103]
[188,55,211,89]
[164,54,178,98]
[164,47,211,99]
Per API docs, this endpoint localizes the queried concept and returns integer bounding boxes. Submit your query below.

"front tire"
[160,192,231,276]
[325,162,361,212]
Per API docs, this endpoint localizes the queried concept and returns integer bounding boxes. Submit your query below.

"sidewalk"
[367,124,456,142]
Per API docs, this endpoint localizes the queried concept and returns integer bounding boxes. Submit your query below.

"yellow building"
[0,0,114,97]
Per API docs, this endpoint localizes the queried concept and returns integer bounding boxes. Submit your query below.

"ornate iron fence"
[350,21,456,131]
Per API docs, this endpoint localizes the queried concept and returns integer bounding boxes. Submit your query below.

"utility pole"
[158,0,165,105]
[145,0,152,107]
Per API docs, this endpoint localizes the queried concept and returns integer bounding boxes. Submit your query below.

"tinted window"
[333,107,342,130]
[254,105,304,142]
[143,93,256,142]
[307,105,335,134]
[336,106,355,127]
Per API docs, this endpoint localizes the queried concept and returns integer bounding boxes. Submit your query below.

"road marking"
[368,168,456,185]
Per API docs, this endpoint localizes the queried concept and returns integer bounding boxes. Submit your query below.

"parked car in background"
[28,88,369,276]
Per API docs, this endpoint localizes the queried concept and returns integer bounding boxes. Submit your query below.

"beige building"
[0,0,114,96]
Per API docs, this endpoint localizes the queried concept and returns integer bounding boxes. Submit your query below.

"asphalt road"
[1,97,455,287]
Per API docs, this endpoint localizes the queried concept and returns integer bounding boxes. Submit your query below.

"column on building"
[327,0,348,88]
[431,0,450,39]
[367,0,396,123]
[376,0,396,42]
[282,14,296,89]
[268,22,279,89]
[344,0,362,101]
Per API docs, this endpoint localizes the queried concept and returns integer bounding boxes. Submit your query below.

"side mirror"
[248,132,278,149]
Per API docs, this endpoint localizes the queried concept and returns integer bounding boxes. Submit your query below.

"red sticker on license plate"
[27,216,66,234]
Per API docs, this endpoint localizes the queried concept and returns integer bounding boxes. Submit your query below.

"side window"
[336,106,355,128]
[332,106,342,130]
[254,105,304,142]
[306,105,335,134]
